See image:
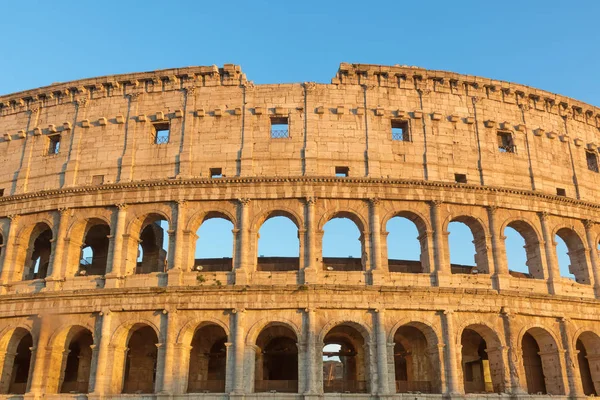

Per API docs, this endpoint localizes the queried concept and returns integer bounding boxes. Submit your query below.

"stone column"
[430,201,449,283]
[46,208,69,289]
[441,310,460,395]
[232,309,246,394]
[89,310,112,395]
[303,197,317,284]
[172,201,187,271]
[0,215,19,288]
[559,317,584,397]
[224,342,234,393]
[235,199,251,285]
[27,316,52,394]
[369,198,385,284]
[105,204,127,288]
[583,220,600,297]
[374,309,390,394]
[159,309,178,393]
[303,308,317,394]
[500,309,526,394]
[539,212,560,294]
[488,206,510,290]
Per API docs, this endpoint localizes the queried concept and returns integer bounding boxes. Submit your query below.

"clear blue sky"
[4,0,594,278]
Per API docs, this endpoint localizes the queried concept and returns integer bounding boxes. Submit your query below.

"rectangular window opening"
[91,175,104,185]
[391,120,409,141]
[154,122,170,144]
[335,166,349,177]
[0,188,4,197]
[48,135,61,155]
[270,117,289,139]
[455,173,467,184]
[210,168,223,178]
[556,188,566,196]
[497,131,515,153]
[586,151,599,173]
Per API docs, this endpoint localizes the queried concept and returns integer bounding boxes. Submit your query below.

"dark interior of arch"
[461,329,496,394]
[255,325,298,393]
[576,339,598,396]
[323,324,366,393]
[80,223,110,276]
[188,324,227,393]
[6,332,33,394]
[24,226,52,280]
[257,215,300,272]
[522,332,546,394]
[123,326,158,394]
[394,325,437,393]
[137,216,169,274]
[60,329,93,393]
[194,215,234,272]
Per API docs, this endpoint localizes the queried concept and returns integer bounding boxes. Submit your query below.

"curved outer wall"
[0,64,598,399]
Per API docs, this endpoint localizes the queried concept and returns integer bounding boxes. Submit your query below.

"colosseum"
[0,62,599,399]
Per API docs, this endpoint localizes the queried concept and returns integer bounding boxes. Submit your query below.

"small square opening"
[586,151,599,172]
[335,166,349,177]
[391,120,409,141]
[497,131,515,153]
[455,173,467,183]
[0,188,4,197]
[48,135,61,155]
[270,117,289,139]
[154,122,170,144]
[556,188,566,196]
[91,175,104,185]
[210,168,223,178]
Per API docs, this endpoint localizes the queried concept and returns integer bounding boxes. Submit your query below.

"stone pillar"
[441,310,460,395]
[89,310,112,395]
[172,201,186,271]
[46,208,69,289]
[105,204,127,288]
[583,220,600,297]
[488,206,510,290]
[232,309,245,394]
[374,309,390,395]
[27,316,52,394]
[369,198,386,284]
[303,197,317,284]
[430,201,449,283]
[159,309,178,393]
[235,199,251,285]
[500,309,526,394]
[224,342,234,393]
[304,308,317,394]
[0,215,19,288]
[539,212,560,294]
[559,317,584,397]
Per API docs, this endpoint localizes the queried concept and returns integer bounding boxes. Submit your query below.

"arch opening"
[122,325,158,394]
[79,223,110,276]
[393,325,439,393]
[460,328,503,394]
[1,329,33,394]
[187,324,227,393]
[323,324,368,393]
[521,328,564,395]
[257,215,299,272]
[322,214,363,272]
[448,218,488,274]
[136,215,170,274]
[59,328,94,393]
[576,332,600,395]
[504,221,544,279]
[254,324,298,393]
[23,223,53,280]
[555,228,590,284]
[386,216,426,273]
[194,216,234,272]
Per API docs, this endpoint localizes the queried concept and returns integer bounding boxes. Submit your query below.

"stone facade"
[0,64,598,399]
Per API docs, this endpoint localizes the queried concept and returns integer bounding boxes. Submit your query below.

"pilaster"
[105,204,127,288]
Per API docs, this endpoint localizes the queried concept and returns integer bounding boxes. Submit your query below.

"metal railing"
[155,134,170,144]
[392,130,407,141]
[395,380,434,393]
[498,144,517,153]
[187,380,226,393]
[254,380,298,393]
[587,157,599,172]
[270,129,289,139]
[323,380,368,393]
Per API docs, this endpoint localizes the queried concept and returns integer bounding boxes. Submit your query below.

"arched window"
[393,324,440,393]
[322,214,363,272]
[257,215,299,271]
[194,216,234,272]
[460,327,504,394]
[59,328,94,393]
[187,324,227,393]
[386,215,423,273]
[555,228,590,284]
[79,223,110,276]
[0,329,33,394]
[448,220,476,274]
[521,328,564,395]
[576,332,600,396]
[23,223,53,280]
[323,324,368,393]
[254,324,298,393]
[137,215,170,274]
[122,325,158,393]
[503,221,544,279]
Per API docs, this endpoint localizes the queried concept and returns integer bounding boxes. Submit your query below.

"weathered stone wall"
[0,64,598,399]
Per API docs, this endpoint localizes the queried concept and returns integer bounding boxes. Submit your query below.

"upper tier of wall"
[0,63,599,204]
